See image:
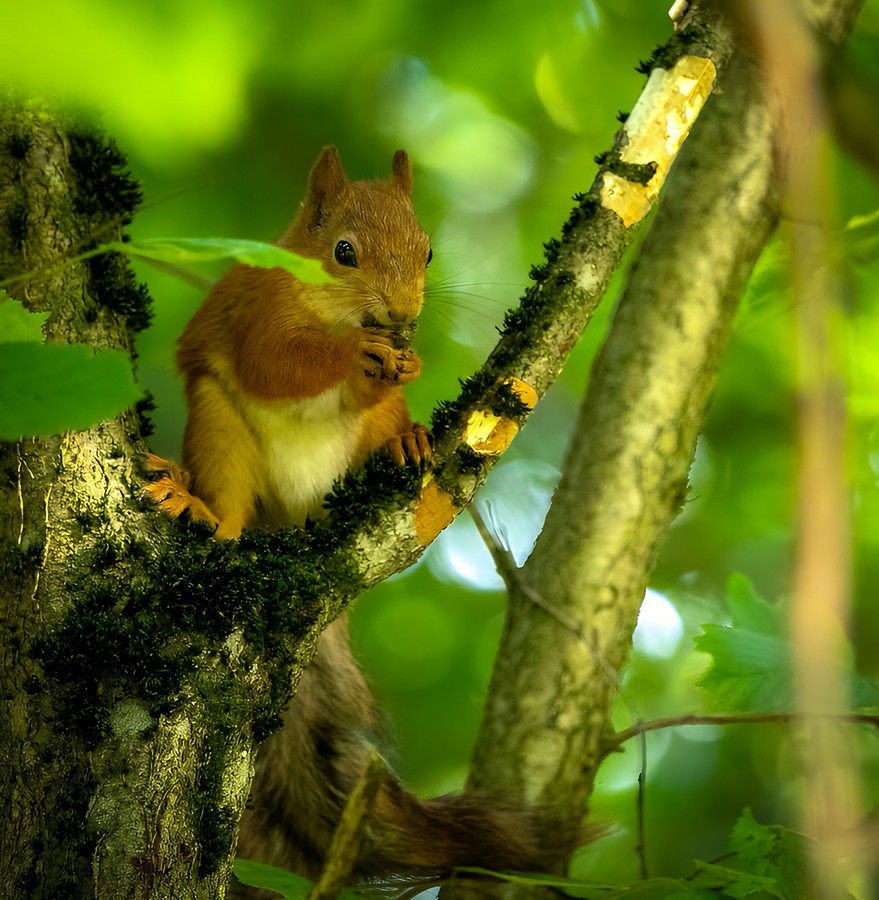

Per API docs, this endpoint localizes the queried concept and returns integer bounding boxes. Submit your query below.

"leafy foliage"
[0,292,142,440]
[233,859,363,900]
[694,574,793,712]
[722,809,818,899]
[695,574,879,712]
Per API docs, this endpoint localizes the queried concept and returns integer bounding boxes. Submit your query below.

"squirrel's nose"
[387,307,411,324]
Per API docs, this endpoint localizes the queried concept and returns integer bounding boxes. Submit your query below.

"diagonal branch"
[318,3,736,601]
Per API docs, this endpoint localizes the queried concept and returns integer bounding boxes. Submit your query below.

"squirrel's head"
[282,147,431,331]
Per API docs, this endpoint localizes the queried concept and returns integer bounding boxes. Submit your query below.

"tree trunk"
[0,102,328,900]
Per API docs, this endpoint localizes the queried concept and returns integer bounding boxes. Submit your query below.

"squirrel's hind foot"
[142,453,220,534]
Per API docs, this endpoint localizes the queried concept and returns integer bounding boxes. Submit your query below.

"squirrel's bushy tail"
[232,616,587,897]
[365,776,564,876]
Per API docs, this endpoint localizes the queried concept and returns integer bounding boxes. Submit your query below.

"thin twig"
[468,503,585,641]
[602,711,879,757]
[635,727,648,880]
[469,502,636,707]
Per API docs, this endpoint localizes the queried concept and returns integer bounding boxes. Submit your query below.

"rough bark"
[466,0,864,890]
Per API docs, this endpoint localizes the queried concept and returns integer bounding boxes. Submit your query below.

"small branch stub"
[600,55,717,227]
[307,750,386,900]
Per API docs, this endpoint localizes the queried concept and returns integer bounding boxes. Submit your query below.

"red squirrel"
[147,147,553,889]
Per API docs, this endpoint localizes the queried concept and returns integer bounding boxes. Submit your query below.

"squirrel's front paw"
[360,330,421,384]
[142,453,219,533]
[383,423,432,467]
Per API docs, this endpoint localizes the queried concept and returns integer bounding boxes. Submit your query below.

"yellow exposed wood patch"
[414,474,458,545]
[463,376,539,456]
[413,376,539,545]
[600,55,716,227]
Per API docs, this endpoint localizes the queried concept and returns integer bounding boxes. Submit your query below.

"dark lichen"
[135,393,156,439]
[561,193,599,239]
[87,250,153,333]
[68,127,141,224]
[6,199,29,247]
[7,130,31,159]
[491,378,533,423]
[66,124,154,335]
[429,368,502,438]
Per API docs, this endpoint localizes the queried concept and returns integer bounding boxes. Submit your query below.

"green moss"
[7,130,31,159]
[195,705,246,875]
[432,445,492,509]
[198,802,237,877]
[0,541,44,584]
[323,451,422,537]
[31,508,362,752]
[24,765,99,898]
[87,249,153,333]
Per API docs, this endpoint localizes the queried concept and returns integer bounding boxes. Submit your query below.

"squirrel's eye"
[426,248,433,267]
[334,240,358,268]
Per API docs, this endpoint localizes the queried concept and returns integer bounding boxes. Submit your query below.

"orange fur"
[149,146,431,536]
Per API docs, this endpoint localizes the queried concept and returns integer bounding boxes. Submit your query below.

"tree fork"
[467,0,865,889]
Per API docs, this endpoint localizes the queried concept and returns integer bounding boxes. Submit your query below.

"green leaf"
[691,860,784,898]
[0,293,49,343]
[232,859,364,900]
[694,574,879,713]
[96,238,334,284]
[0,342,142,439]
[723,808,822,899]
[694,574,792,712]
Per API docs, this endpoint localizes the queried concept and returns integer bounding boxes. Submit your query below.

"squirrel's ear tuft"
[391,150,412,195]
[303,146,348,228]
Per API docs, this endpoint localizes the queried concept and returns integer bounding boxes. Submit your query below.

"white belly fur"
[240,385,361,528]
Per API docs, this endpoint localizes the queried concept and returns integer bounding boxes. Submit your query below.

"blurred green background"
[5,0,879,885]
